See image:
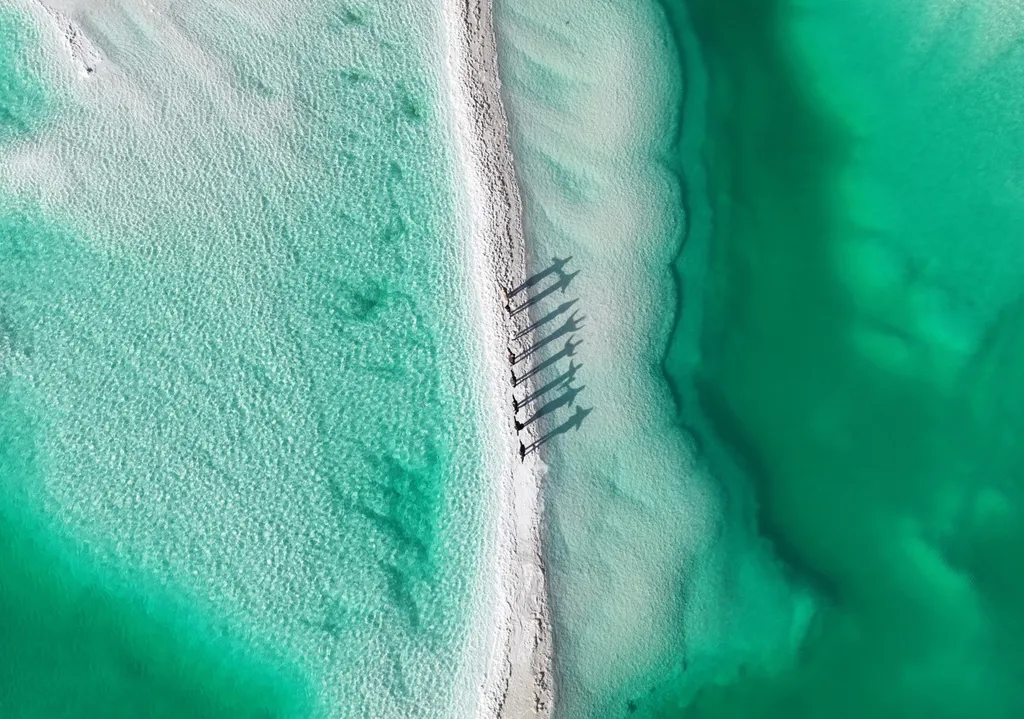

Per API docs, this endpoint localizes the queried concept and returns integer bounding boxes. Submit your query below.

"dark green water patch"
[0,415,311,717]
[0,491,311,718]
[641,0,1024,716]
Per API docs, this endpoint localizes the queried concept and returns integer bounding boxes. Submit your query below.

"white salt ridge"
[487,3,715,713]
[440,0,555,716]
[489,1,814,716]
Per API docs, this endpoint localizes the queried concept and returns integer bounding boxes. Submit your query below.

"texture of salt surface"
[33,3,101,76]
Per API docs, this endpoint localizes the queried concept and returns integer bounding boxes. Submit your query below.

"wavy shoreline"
[440,1,555,717]
[655,0,710,429]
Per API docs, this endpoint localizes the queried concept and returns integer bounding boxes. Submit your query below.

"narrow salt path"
[440,0,556,716]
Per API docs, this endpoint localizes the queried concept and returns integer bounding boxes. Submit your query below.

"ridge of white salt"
[440,0,554,717]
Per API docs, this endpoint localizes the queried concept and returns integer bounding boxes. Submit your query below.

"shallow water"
[0,2,488,716]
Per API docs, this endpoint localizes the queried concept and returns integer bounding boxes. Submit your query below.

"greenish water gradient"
[641,0,1024,716]
[0,8,310,715]
[0,4,481,715]
[0,10,48,140]
[0,420,311,718]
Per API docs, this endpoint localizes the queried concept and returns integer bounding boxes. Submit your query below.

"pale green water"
[0,3,488,716]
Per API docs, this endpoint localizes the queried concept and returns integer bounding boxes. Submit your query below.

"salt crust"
[440,0,555,717]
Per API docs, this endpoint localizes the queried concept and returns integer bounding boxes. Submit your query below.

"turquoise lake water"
[6,0,1024,716]
[633,0,1024,716]
[0,3,487,716]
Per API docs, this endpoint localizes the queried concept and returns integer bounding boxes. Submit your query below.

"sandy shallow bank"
[440,0,556,717]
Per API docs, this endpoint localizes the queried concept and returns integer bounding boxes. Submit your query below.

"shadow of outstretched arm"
[507,256,573,299]
[513,298,578,341]
[521,406,593,458]
[515,384,584,430]
[512,336,582,386]
[514,360,581,412]
[512,311,585,365]
[509,270,580,316]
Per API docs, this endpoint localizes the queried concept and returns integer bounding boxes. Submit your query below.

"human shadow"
[513,298,578,342]
[513,360,582,412]
[512,335,582,387]
[515,383,585,431]
[509,270,580,317]
[520,406,593,458]
[512,311,585,365]
[506,256,573,300]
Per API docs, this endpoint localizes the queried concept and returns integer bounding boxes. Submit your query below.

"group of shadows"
[502,257,591,460]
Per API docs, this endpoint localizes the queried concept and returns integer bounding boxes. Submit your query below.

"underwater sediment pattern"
[637,0,1024,716]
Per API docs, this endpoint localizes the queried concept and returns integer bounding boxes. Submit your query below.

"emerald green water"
[0,410,310,717]
[0,4,485,716]
[636,0,1024,715]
